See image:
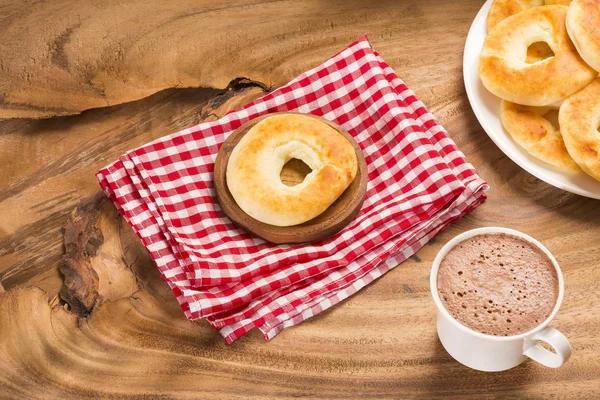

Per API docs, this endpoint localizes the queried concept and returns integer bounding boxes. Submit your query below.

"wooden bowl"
[213,112,368,244]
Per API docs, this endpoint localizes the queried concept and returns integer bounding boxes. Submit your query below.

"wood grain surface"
[214,112,368,244]
[1,0,599,399]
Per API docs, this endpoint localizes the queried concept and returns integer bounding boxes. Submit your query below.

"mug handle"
[523,326,571,368]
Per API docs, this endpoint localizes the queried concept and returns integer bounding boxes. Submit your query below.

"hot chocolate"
[437,233,558,336]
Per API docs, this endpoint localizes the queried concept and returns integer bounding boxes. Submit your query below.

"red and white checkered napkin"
[97,36,488,343]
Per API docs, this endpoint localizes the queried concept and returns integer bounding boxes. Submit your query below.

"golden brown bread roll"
[487,0,574,63]
[487,0,544,31]
[226,113,358,227]
[500,100,580,170]
[486,0,572,32]
[566,0,600,72]
[559,78,600,181]
[479,6,596,106]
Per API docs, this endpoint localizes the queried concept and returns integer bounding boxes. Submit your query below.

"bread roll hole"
[526,42,555,63]
[280,158,313,186]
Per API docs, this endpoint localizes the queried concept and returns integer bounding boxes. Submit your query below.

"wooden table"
[1,1,599,398]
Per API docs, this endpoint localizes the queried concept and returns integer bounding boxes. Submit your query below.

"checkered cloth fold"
[97,36,488,343]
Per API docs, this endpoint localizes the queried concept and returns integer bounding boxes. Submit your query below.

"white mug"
[430,227,571,372]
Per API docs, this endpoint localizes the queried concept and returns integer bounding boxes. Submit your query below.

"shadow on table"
[422,337,535,398]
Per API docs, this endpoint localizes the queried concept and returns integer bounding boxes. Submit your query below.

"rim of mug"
[430,227,565,342]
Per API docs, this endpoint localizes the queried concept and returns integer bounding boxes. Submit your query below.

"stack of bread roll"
[479,0,600,182]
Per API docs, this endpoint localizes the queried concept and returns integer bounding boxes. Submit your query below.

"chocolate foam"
[437,233,558,336]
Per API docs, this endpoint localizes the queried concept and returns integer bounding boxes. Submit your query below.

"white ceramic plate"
[463,0,600,199]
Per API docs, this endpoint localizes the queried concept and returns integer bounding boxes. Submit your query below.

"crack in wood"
[199,77,270,121]
[58,192,141,318]
[59,193,105,317]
